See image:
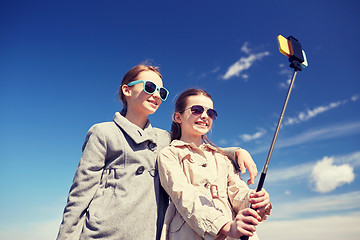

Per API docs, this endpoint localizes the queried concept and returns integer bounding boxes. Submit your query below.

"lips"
[147,99,158,106]
[195,121,208,127]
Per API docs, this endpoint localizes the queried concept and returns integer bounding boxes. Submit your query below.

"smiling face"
[174,94,214,145]
[123,70,164,118]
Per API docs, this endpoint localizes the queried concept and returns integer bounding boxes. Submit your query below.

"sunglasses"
[127,80,169,101]
[184,105,218,120]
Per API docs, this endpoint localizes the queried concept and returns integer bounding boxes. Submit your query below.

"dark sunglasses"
[127,80,169,101]
[184,105,218,120]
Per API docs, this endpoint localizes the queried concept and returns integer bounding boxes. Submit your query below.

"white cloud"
[277,121,360,148]
[239,128,267,142]
[266,151,360,185]
[258,212,360,240]
[252,122,360,154]
[272,191,360,219]
[278,67,293,89]
[211,66,221,73]
[310,157,355,193]
[279,78,291,89]
[334,151,360,167]
[266,161,313,183]
[351,94,360,101]
[279,68,292,75]
[217,139,228,146]
[241,42,251,54]
[285,96,357,126]
[258,192,360,239]
[222,51,270,80]
[285,100,346,126]
[241,74,249,79]
[198,66,221,79]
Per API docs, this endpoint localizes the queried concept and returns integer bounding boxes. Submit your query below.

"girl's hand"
[249,188,272,220]
[219,208,261,238]
[235,149,258,185]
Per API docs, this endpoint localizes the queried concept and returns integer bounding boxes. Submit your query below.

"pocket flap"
[181,153,194,163]
[169,212,186,233]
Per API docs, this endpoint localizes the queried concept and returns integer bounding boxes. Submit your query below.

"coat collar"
[113,112,157,144]
[170,139,218,155]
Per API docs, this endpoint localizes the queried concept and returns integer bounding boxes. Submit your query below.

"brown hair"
[118,64,162,114]
[171,88,217,147]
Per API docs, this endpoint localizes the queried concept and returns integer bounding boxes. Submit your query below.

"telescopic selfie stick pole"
[240,36,307,240]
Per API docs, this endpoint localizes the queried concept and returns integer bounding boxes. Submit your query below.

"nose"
[200,110,208,119]
[152,88,161,99]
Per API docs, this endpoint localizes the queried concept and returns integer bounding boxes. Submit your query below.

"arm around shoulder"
[221,147,258,185]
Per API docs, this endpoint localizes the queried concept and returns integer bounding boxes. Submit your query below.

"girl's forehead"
[185,95,213,108]
[136,71,163,85]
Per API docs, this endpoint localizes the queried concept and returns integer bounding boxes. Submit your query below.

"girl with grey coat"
[57,64,258,240]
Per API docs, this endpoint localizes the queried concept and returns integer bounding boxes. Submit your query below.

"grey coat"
[57,112,171,240]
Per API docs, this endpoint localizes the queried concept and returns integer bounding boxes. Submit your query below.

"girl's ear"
[173,112,182,124]
[122,84,131,97]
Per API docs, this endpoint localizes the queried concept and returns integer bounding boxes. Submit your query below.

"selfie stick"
[240,36,307,240]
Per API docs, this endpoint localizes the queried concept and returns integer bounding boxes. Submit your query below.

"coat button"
[148,168,158,177]
[148,142,157,151]
[202,163,207,167]
[136,166,145,175]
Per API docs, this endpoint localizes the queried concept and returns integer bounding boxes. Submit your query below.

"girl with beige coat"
[158,89,272,240]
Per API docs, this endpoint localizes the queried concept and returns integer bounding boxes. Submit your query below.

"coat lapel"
[113,112,157,145]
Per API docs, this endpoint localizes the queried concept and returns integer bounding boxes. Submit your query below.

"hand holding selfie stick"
[240,36,308,240]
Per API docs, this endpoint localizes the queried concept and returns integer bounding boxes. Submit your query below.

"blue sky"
[1,1,359,239]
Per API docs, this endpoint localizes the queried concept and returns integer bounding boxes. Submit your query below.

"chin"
[147,107,159,115]
[194,127,210,136]
[142,102,159,114]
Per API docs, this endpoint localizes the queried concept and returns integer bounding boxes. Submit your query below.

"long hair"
[170,88,218,148]
[118,64,162,115]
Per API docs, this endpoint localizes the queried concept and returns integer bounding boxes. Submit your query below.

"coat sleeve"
[225,158,252,213]
[57,124,107,239]
[219,147,240,163]
[226,158,272,221]
[157,148,230,239]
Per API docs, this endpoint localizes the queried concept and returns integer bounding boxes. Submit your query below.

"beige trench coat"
[158,140,263,240]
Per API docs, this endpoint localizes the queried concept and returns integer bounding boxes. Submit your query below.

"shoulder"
[153,127,170,138]
[158,141,190,161]
[152,127,171,148]
[84,121,121,144]
[158,144,183,162]
[158,144,176,156]
[88,121,118,135]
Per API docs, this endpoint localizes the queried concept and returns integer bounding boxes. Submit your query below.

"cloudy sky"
[1,1,359,239]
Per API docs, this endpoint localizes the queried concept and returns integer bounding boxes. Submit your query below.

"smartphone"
[288,36,304,63]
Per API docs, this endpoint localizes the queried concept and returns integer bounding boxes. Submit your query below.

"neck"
[125,110,148,129]
[180,135,203,147]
